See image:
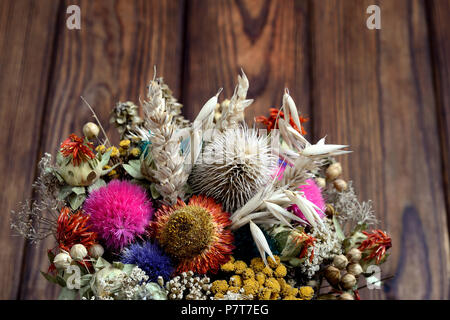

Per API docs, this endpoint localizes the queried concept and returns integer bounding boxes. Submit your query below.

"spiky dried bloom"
[56,207,98,251]
[121,241,174,282]
[110,101,144,139]
[256,107,308,135]
[323,181,378,231]
[358,229,392,264]
[141,79,189,204]
[150,195,234,274]
[10,154,64,243]
[83,180,154,251]
[60,134,95,166]
[189,127,277,213]
[215,70,253,131]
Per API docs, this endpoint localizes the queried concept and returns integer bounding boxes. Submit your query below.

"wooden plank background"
[0,0,448,299]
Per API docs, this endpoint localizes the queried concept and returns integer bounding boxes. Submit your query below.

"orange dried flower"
[256,107,308,134]
[358,229,392,264]
[149,195,234,274]
[56,207,97,252]
[60,134,95,166]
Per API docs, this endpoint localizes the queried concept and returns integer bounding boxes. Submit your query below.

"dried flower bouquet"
[11,71,391,300]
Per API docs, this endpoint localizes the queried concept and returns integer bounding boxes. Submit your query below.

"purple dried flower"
[121,241,174,282]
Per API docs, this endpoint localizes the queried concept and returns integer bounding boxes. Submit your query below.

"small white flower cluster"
[120,267,150,300]
[163,271,212,300]
[324,181,377,230]
[94,266,165,300]
[300,220,343,278]
[213,290,253,300]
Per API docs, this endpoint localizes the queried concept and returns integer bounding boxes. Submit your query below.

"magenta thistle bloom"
[83,180,153,251]
[288,179,325,221]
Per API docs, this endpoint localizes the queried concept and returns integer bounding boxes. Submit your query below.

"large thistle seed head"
[189,127,277,212]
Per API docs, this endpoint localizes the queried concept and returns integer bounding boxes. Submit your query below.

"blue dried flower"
[121,241,174,282]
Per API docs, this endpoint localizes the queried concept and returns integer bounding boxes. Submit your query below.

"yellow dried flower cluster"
[96,140,141,161]
[211,256,314,300]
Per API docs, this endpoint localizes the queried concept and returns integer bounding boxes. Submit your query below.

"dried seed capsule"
[325,204,335,217]
[339,292,355,300]
[88,244,104,258]
[326,162,342,181]
[347,248,362,263]
[315,177,326,188]
[333,179,348,192]
[70,244,88,260]
[340,273,357,290]
[333,254,349,270]
[347,263,363,276]
[83,122,100,139]
[54,252,72,270]
[324,266,341,286]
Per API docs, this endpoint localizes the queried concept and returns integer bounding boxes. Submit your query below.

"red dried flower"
[60,134,95,166]
[256,107,308,135]
[358,229,392,264]
[56,207,97,252]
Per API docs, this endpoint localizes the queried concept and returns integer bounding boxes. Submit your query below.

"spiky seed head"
[189,127,277,212]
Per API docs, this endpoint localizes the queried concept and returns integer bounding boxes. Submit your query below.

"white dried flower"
[189,126,277,212]
[54,252,72,270]
[88,244,104,258]
[70,244,88,260]
[83,122,100,139]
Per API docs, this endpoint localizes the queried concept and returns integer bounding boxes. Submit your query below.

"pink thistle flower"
[83,180,153,251]
[288,178,326,221]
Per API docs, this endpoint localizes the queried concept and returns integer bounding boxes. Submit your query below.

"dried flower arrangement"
[11,70,391,300]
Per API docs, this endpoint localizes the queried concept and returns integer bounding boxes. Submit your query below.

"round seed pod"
[324,266,341,286]
[347,263,363,276]
[333,179,348,192]
[315,177,326,189]
[325,204,335,217]
[346,248,362,263]
[70,244,88,260]
[88,244,104,259]
[333,254,348,270]
[83,122,100,140]
[54,252,72,270]
[340,273,357,290]
[326,162,342,181]
[339,292,355,300]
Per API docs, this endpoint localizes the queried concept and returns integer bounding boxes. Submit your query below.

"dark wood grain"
[182,0,311,131]
[426,0,450,244]
[18,0,185,299]
[310,0,449,299]
[0,0,59,299]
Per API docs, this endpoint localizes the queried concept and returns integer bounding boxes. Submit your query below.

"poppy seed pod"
[333,179,348,192]
[347,248,362,263]
[333,254,348,270]
[54,252,72,270]
[326,162,342,181]
[70,244,88,260]
[340,273,357,290]
[88,244,104,259]
[339,292,355,300]
[324,266,341,286]
[315,177,326,189]
[347,263,363,276]
[83,122,100,140]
